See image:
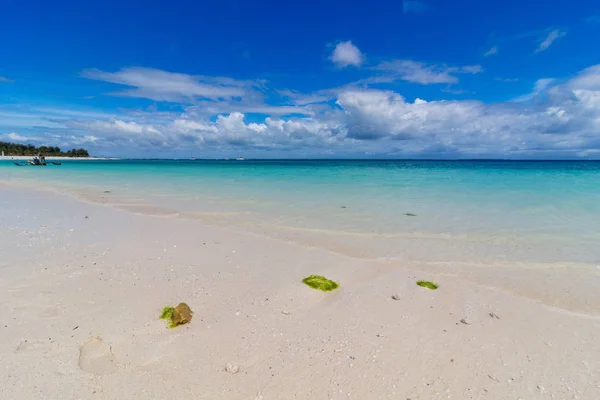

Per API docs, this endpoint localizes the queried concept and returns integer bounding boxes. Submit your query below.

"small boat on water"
[13,159,61,166]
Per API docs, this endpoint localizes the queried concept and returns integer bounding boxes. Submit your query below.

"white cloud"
[277,89,333,106]
[330,41,365,68]
[0,76,13,83]
[81,67,258,102]
[513,78,556,102]
[535,29,567,53]
[403,1,426,14]
[484,46,498,57]
[1,132,28,141]
[371,60,483,85]
[6,63,600,158]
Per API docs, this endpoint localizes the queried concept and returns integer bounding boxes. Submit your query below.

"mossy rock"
[159,303,193,328]
[416,280,438,290]
[302,275,339,292]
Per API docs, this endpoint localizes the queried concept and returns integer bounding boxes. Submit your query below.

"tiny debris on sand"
[225,363,240,374]
[391,294,401,300]
[460,318,471,325]
[489,312,500,319]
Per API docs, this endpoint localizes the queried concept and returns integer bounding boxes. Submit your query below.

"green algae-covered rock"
[302,275,339,292]
[172,303,193,326]
[416,280,439,290]
[159,303,193,328]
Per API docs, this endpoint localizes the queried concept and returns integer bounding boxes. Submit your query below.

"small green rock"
[159,303,193,328]
[172,303,193,326]
[302,275,339,292]
[416,280,439,290]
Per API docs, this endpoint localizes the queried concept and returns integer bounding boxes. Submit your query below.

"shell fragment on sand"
[226,363,240,374]
[302,275,339,292]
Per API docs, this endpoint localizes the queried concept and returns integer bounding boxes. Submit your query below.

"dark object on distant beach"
[341,206,347,208]
[160,303,193,328]
[404,213,417,217]
[416,280,439,290]
[302,275,339,292]
[391,294,401,300]
[104,191,111,193]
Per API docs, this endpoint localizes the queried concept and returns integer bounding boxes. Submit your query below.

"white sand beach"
[1,185,599,400]
[1,156,115,160]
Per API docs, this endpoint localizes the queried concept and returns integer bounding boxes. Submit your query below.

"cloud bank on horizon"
[2,0,600,159]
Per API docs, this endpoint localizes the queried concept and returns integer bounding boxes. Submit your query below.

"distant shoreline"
[1,156,118,160]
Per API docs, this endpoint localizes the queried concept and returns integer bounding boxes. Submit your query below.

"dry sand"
[0,185,599,399]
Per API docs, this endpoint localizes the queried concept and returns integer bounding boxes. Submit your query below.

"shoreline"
[1,156,118,160]
[2,179,599,315]
[1,184,599,399]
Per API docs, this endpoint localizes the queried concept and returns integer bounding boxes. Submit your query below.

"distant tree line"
[0,142,90,157]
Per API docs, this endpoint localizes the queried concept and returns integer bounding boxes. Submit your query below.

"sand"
[1,185,599,399]
[1,156,115,160]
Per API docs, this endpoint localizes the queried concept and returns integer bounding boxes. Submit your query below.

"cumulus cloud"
[535,29,567,53]
[403,1,426,14]
[1,132,28,141]
[370,60,483,85]
[6,64,600,158]
[330,41,365,68]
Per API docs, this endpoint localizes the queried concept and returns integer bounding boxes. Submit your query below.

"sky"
[1,0,600,158]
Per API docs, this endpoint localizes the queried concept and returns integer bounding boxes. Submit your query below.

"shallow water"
[2,159,600,264]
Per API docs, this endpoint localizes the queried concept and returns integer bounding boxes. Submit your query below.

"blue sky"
[1,0,600,158]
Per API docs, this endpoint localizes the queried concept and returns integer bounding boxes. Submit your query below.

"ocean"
[2,159,599,264]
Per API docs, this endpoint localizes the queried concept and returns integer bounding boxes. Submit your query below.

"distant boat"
[236,157,245,161]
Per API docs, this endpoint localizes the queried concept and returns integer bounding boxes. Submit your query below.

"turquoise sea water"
[2,159,600,263]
